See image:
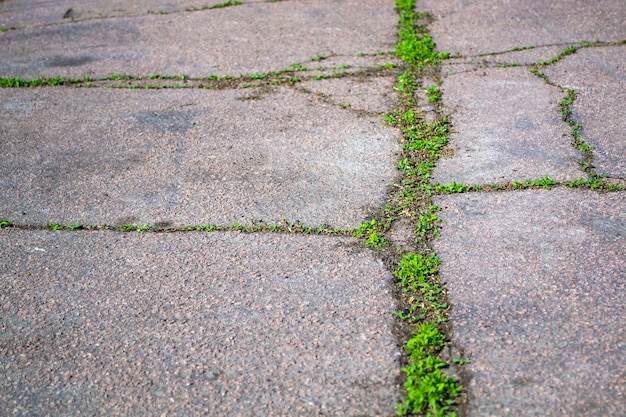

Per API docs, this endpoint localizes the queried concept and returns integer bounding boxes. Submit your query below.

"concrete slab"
[431,67,582,185]
[543,46,626,179]
[0,229,401,416]
[0,0,397,79]
[0,0,207,29]
[0,86,399,228]
[419,0,626,56]
[0,0,257,29]
[433,189,626,416]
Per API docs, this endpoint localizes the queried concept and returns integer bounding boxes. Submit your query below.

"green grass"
[208,0,242,9]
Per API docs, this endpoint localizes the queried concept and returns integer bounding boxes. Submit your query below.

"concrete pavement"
[1,0,625,416]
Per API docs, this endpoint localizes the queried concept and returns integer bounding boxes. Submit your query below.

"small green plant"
[310,55,327,62]
[291,62,306,71]
[425,85,441,103]
[209,0,242,9]
[379,62,398,69]
[415,205,441,238]
[158,9,168,14]
[339,102,351,109]
[353,219,379,238]
[398,323,462,416]
[453,358,471,365]
[394,252,439,293]
[0,220,11,228]
[435,182,470,194]
[366,231,388,249]
[48,222,63,231]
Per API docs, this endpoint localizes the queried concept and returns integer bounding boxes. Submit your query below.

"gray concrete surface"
[431,66,582,185]
[0,0,397,78]
[419,0,626,56]
[1,0,625,415]
[543,46,626,179]
[433,189,625,416]
[0,86,398,228]
[0,230,401,416]
[0,0,258,29]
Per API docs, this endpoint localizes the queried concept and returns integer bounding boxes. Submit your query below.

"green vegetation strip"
[0,61,395,91]
[0,220,352,236]
[352,1,468,415]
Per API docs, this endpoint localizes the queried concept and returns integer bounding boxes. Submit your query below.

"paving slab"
[0,0,397,79]
[433,189,626,416]
[0,86,399,228]
[431,66,583,185]
[0,0,258,29]
[419,0,626,56]
[543,45,626,179]
[0,229,401,416]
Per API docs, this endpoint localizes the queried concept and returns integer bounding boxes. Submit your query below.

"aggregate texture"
[431,66,582,185]
[0,0,257,28]
[0,86,399,228]
[418,0,626,56]
[543,45,626,179]
[433,189,625,416]
[0,230,402,417]
[0,0,397,79]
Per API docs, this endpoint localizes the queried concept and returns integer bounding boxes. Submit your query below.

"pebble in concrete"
[418,0,626,56]
[0,230,401,416]
[543,45,626,179]
[433,188,625,416]
[0,86,399,228]
[0,0,397,79]
[431,67,582,185]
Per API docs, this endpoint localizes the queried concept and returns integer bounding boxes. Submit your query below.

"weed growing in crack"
[512,175,557,190]
[415,205,441,239]
[529,49,624,191]
[388,1,464,415]
[208,0,242,9]
[425,85,441,103]
[0,220,12,228]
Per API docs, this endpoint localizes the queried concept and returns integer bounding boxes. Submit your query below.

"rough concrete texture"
[419,0,626,56]
[0,86,398,228]
[441,45,566,77]
[0,0,257,29]
[431,67,583,185]
[543,45,626,179]
[301,75,398,114]
[0,230,401,416]
[433,189,626,416]
[0,0,397,79]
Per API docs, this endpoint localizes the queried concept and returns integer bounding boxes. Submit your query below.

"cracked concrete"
[426,1,626,416]
[0,0,397,79]
[0,1,404,416]
[1,0,625,416]
[0,86,399,228]
[431,66,582,185]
